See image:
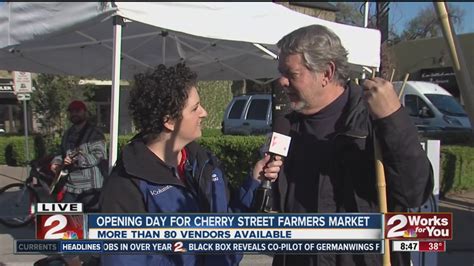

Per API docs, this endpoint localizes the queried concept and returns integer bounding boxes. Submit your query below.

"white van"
[221,94,272,135]
[392,81,472,135]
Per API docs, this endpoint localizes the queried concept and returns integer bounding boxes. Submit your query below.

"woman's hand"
[252,154,283,183]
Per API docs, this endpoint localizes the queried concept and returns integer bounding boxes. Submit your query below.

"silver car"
[221,94,272,135]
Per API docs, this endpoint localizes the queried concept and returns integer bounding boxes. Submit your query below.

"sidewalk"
[0,165,473,266]
[0,166,48,265]
[0,165,29,187]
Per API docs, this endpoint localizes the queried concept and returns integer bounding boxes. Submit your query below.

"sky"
[389,2,474,34]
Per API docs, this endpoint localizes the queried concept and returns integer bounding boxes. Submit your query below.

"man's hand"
[253,154,283,183]
[63,155,75,166]
[363,77,401,119]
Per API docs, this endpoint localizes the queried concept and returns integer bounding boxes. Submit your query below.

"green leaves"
[31,74,82,137]
[197,81,232,129]
[198,135,266,187]
[441,145,474,194]
[1,134,473,195]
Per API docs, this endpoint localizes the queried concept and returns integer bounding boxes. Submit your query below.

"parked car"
[393,81,472,138]
[221,94,272,135]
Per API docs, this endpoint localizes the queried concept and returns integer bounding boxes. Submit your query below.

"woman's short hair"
[129,63,197,139]
[277,25,350,86]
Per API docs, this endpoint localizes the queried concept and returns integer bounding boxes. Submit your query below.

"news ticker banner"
[26,203,452,255]
[15,240,384,254]
[86,213,382,240]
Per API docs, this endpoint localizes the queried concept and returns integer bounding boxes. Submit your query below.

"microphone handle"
[261,152,278,189]
[268,153,277,162]
[251,152,279,212]
[260,179,272,189]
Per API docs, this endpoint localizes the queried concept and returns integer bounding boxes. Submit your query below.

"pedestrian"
[50,100,107,205]
[49,99,107,266]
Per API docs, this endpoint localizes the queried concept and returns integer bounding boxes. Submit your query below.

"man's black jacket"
[271,82,434,266]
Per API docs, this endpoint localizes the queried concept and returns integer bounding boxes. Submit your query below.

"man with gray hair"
[272,25,433,266]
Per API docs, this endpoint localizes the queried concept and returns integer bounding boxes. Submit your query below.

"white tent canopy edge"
[0,2,381,81]
[0,2,381,169]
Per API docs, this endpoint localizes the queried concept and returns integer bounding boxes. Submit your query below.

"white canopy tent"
[0,2,381,169]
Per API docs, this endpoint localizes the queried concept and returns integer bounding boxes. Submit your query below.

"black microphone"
[252,132,291,213]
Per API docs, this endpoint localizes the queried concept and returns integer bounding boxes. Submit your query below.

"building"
[0,76,36,133]
[0,78,19,132]
[389,33,474,100]
[0,74,132,135]
[231,2,338,95]
[277,2,338,21]
[77,79,133,135]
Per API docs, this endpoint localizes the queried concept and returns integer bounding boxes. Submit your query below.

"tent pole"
[108,16,124,172]
[162,36,166,65]
[361,1,370,79]
[253,43,277,59]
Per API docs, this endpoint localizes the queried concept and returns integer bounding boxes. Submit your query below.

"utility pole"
[434,2,474,135]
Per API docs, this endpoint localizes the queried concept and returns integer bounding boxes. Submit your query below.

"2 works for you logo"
[385,213,452,240]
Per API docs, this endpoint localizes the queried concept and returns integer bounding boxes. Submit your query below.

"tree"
[398,4,465,41]
[334,2,397,78]
[31,74,96,148]
[335,2,366,27]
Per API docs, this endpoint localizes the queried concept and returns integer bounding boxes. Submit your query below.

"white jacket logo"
[211,173,219,182]
[150,185,172,196]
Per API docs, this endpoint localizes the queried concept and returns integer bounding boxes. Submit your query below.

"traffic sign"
[13,71,32,93]
[16,93,31,101]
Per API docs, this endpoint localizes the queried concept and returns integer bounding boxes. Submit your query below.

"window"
[246,99,270,120]
[228,99,246,119]
[425,94,467,117]
[404,95,432,117]
[404,95,419,116]
[97,103,111,133]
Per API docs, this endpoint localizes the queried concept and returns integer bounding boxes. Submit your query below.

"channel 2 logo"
[173,241,187,252]
[385,213,452,240]
[36,214,84,240]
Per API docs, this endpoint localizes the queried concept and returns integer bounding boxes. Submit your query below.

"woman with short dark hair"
[100,63,281,266]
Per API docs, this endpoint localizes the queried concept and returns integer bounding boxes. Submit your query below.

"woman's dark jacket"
[99,140,260,266]
[272,82,434,266]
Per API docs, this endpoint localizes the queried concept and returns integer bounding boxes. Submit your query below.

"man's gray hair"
[277,25,350,86]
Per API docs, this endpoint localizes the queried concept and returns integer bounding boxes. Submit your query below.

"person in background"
[48,100,107,266]
[50,100,107,203]
[100,63,282,266]
[271,24,433,266]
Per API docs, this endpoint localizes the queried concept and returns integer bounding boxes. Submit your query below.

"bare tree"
[398,4,465,41]
[334,2,376,28]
